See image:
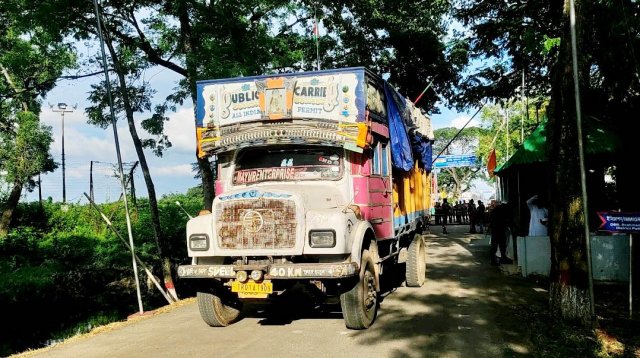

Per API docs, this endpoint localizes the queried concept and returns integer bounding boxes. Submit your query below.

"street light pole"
[51,102,76,203]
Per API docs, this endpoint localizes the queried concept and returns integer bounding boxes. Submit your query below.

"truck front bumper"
[178,262,359,279]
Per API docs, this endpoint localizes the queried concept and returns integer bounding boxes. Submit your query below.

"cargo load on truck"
[194,67,434,232]
[180,67,434,330]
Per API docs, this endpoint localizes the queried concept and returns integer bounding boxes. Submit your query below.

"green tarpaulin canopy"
[495,118,620,174]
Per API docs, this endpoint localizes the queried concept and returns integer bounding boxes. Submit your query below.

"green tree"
[453,0,640,324]
[0,10,74,234]
[433,126,486,199]
[320,0,462,114]
[546,0,593,325]
[86,17,175,294]
[23,0,459,214]
[453,0,561,106]
[476,101,545,171]
[0,113,57,235]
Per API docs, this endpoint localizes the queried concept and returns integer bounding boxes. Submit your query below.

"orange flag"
[487,149,497,177]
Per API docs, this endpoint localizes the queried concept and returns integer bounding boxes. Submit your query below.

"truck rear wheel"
[340,250,378,329]
[197,291,242,327]
[406,233,426,287]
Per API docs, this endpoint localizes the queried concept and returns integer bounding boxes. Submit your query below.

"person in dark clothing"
[468,199,477,233]
[441,198,451,234]
[476,200,486,233]
[489,202,513,265]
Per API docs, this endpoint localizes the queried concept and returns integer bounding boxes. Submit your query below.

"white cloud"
[152,164,193,176]
[164,107,197,153]
[450,115,480,129]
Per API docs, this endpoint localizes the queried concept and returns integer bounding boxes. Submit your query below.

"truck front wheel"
[197,290,242,327]
[340,249,378,329]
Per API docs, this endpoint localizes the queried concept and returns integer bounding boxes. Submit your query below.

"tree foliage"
[452,0,563,107]
[320,0,462,113]
[475,101,547,170]
[433,126,487,199]
[0,112,56,187]
[454,0,640,324]
[0,188,204,356]
[0,2,75,234]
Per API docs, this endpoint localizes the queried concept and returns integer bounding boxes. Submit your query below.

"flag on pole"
[313,17,320,70]
[487,149,497,177]
[313,19,319,42]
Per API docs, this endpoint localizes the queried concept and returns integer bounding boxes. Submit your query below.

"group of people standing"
[431,194,548,266]
[433,199,487,234]
[434,199,481,226]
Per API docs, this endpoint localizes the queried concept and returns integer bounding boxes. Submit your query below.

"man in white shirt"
[527,195,548,236]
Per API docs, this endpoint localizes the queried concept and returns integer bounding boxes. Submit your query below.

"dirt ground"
[432,224,640,357]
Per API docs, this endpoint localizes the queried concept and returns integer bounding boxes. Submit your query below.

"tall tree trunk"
[0,182,23,236]
[197,157,215,210]
[547,0,592,325]
[177,0,215,210]
[103,31,177,300]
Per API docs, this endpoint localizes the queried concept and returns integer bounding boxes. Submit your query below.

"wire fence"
[23,160,142,204]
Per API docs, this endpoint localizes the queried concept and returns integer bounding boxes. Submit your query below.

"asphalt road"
[19,225,547,358]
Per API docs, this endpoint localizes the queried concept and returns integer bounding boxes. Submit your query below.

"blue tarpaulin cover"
[384,82,413,171]
[411,137,433,171]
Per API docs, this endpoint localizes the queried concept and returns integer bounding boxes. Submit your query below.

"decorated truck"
[177,67,434,329]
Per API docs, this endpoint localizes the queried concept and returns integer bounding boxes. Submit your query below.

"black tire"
[197,291,242,327]
[340,250,378,329]
[406,234,426,287]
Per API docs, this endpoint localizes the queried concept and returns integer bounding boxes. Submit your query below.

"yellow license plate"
[231,280,273,298]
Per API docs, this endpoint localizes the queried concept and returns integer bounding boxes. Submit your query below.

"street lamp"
[50,102,76,203]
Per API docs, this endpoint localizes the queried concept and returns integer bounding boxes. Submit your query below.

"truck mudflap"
[178,262,359,279]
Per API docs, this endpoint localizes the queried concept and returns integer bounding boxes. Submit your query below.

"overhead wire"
[433,101,487,162]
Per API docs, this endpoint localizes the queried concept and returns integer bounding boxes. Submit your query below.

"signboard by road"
[433,154,477,169]
[597,211,640,233]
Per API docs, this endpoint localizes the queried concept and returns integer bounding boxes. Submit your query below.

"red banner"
[487,149,497,177]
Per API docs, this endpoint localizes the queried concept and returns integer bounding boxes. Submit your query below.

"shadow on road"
[355,224,549,357]
[236,224,550,358]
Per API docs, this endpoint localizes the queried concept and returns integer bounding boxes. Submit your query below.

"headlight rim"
[188,234,210,251]
[308,229,337,248]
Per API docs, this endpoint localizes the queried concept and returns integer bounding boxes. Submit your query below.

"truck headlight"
[250,270,263,281]
[309,230,336,248]
[236,271,248,283]
[188,234,209,251]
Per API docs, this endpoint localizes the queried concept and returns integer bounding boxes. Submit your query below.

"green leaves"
[0,111,56,186]
[0,2,73,194]
[434,126,486,198]
[542,35,560,55]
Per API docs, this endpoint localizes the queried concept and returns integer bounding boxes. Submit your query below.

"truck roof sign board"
[597,212,640,233]
[433,154,477,168]
[196,68,366,127]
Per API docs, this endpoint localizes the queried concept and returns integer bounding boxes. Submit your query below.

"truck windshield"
[233,146,342,184]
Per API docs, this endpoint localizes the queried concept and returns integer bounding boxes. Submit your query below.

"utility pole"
[505,108,510,160]
[50,102,76,203]
[93,0,144,314]
[521,70,526,143]
[90,161,94,203]
[38,174,42,208]
[129,161,139,206]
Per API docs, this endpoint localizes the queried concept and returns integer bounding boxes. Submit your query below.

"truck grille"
[216,198,297,250]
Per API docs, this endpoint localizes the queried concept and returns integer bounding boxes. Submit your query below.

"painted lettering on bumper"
[178,263,358,279]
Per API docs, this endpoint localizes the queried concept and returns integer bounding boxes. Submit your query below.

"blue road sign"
[433,154,477,168]
[597,212,640,233]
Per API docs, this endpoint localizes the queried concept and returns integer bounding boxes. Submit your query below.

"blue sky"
[26,68,478,204]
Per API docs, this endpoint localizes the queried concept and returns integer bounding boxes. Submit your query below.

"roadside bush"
[0,189,204,355]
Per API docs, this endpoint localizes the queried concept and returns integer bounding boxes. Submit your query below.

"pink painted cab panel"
[353,174,393,239]
[215,180,224,196]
